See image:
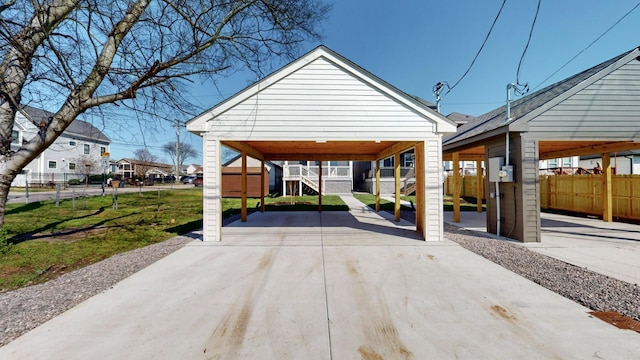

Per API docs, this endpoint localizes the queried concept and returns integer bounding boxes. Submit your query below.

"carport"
[187,46,457,241]
[443,46,640,242]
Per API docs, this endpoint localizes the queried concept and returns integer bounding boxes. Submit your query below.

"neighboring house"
[113,158,175,181]
[283,160,353,195]
[11,106,111,187]
[186,164,202,175]
[224,155,283,194]
[579,151,640,175]
[352,151,415,194]
[539,156,581,175]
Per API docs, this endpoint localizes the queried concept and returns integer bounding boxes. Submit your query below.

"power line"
[532,1,640,91]
[515,0,541,90]
[443,0,508,96]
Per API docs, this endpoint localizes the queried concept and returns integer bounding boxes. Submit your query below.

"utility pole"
[173,120,182,184]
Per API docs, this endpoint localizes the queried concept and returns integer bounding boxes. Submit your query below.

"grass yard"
[352,193,413,211]
[0,193,347,293]
[0,189,204,292]
[222,194,348,218]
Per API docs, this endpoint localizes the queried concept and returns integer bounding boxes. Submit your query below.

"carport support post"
[260,159,265,213]
[241,150,247,222]
[602,152,613,222]
[375,159,381,212]
[318,161,322,212]
[476,160,483,212]
[414,142,424,234]
[452,152,461,222]
[394,152,401,221]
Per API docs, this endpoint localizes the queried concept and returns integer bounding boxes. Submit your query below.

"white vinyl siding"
[210,58,437,141]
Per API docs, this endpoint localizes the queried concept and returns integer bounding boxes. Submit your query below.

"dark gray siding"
[529,61,640,139]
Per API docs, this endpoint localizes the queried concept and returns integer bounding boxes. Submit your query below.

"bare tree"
[0,0,330,226]
[72,154,100,187]
[162,141,197,175]
[132,148,157,179]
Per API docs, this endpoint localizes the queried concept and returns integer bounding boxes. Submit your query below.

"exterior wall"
[225,157,282,192]
[12,114,110,187]
[528,61,640,140]
[423,137,444,241]
[363,178,409,194]
[485,134,540,242]
[323,179,352,194]
[203,133,222,241]
[221,167,269,198]
[208,58,436,141]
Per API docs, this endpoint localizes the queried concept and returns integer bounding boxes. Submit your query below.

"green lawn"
[0,191,480,293]
[0,189,204,292]
[0,193,347,293]
[352,193,412,211]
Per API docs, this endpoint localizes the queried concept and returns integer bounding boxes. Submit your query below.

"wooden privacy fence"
[445,175,640,222]
[444,175,485,201]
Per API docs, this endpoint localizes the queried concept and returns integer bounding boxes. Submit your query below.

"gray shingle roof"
[22,105,111,142]
[443,48,636,146]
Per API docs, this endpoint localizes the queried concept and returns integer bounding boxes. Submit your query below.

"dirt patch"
[590,311,640,332]
[24,226,112,243]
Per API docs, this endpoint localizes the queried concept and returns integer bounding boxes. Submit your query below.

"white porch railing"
[283,164,352,195]
[283,164,352,180]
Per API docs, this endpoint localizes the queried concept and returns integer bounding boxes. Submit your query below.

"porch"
[282,161,353,195]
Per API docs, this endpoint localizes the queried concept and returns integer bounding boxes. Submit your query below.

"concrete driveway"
[1,203,639,359]
[444,210,640,285]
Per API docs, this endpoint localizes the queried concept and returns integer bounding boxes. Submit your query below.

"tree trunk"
[0,170,17,228]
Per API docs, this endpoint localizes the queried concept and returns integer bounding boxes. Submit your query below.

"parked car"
[181,176,195,184]
[193,176,203,187]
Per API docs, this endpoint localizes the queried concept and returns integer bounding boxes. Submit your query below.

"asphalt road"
[6,184,196,204]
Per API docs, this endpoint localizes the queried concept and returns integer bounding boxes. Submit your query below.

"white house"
[187,45,457,242]
[11,106,111,187]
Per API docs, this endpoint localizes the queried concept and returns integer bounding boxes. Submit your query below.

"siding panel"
[530,62,640,139]
[213,58,435,141]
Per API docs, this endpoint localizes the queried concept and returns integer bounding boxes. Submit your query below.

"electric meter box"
[489,157,514,182]
[488,157,504,182]
[499,165,514,182]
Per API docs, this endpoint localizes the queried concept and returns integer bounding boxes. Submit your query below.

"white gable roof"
[187,45,457,139]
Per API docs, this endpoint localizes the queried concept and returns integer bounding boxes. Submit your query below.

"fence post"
[55,184,61,207]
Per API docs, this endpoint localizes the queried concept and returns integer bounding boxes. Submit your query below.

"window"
[69,141,76,146]
[403,153,414,167]
[548,159,558,168]
[100,146,106,155]
[383,156,393,167]
[84,144,90,154]
[562,157,573,168]
[69,162,76,170]
[48,161,57,169]
[11,130,19,144]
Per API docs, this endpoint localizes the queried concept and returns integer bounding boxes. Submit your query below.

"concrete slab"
[444,211,640,285]
[2,205,639,359]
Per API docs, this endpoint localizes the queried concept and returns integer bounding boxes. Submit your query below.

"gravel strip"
[2,212,639,347]
[0,234,197,347]
[443,222,640,322]
[397,209,639,322]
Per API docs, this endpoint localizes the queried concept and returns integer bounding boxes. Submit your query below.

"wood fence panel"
[444,174,640,222]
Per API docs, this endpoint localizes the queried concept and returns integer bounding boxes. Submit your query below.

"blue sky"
[108,0,640,164]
